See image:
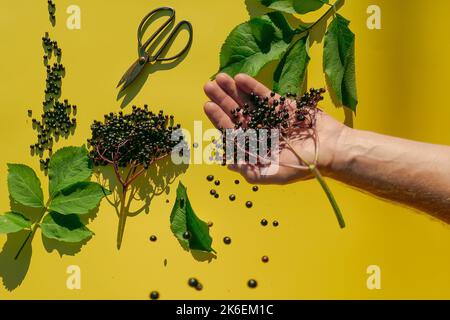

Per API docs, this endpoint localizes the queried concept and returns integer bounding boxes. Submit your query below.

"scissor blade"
[117,59,146,91]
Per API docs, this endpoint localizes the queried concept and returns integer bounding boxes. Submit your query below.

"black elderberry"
[207,175,214,181]
[150,291,159,300]
[273,220,279,227]
[234,179,240,184]
[210,189,216,196]
[214,180,220,186]
[188,278,199,288]
[245,201,253,208]
[149,235,157,242]
[261,256,269,263]
[183,231,191,240]
[229,194,236,201]
[223,236,232,245]
[247,279,258,288]
[252,186,259,192]
[260,219,268,226]
[214,193,219,199]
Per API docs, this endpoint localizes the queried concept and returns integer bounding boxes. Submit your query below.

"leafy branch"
[0,146,110,260]
[216,0,357,111]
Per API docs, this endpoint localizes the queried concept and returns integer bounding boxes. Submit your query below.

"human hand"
[203,73,348,184]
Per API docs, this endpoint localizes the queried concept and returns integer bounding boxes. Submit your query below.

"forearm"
[325,127,450,222]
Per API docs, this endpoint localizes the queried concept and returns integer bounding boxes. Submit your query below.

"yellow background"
[1,0,450,299]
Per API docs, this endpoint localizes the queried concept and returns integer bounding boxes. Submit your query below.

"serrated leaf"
[49,182,111,215]
[323,14,358,111]
[260,0,328,14]
[0,212,31,234]
[48,146,93,197]
[274,35,310,95]
[170,182,215,253]
[40,212,93,243]
[7,164,44,208]
[217,12,293,78]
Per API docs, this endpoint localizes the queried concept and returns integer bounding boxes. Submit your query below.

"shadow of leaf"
[191,250,217,263]
[41,233,90,257]
[0,231,32,291]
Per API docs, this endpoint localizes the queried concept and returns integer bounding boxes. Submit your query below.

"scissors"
[117,7,193,92]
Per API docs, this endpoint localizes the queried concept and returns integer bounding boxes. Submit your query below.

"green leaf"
[274,35,310,95]
[49,182,111,215]
[217,12,293,78]
[40,212,93,243]
[0,212,32,234]
[170,182,215,253]
[7,164,44,208]
[260,0,328,14]
[323,14,358,111]
[48,146,93,197]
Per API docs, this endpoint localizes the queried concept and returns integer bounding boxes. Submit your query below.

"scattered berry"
[188,278,199,288]
[229,194,236,201]
[273,220,279,227]
[247,279,258,288]
[223,236,232,245]
[149,235,157,242]
[252,186,259,192]
[206,175,214,181]
[183,231,191,240]
[245,201,253,208]
[262,256,269,263]
[260,219,268,226]
[150,291,159,300]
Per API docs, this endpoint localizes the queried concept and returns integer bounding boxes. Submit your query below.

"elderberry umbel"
[217,88,325,165]
[88,106,181,170]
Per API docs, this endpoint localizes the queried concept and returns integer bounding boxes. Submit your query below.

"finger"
[215,73,247,107]
[203,80,240,118]
[203,101,234,129]
[234,73,273,98]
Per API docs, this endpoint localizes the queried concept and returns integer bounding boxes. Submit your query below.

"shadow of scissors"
[117,7,193,93]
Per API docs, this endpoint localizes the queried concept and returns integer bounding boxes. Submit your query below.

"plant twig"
[14,201,50,260]
[283,137,345,228]
[295,0,344,37]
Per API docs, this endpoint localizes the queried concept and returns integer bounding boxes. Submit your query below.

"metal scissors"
[117,7,193,92]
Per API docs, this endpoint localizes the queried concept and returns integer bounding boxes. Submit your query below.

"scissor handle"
[152,20,193,62]
[138,7,175,56]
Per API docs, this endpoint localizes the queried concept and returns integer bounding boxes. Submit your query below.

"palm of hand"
[204,73,345,184]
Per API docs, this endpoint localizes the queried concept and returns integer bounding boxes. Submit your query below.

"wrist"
[320,124,355,178]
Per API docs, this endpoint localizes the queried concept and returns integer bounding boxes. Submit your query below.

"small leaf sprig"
[216,0,357,111]
[170,182,215,253]
[217,88,345,228]
[0,146,110,260]
[88,105,183,249]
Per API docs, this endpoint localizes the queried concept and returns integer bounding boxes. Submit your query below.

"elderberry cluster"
[217,88,326,164]
[88,105,182,169]
[28,33,76,170]
[229,88,325,131]
[47,0,56,23]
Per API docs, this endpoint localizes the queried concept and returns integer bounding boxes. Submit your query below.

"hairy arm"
[326,127,450,223]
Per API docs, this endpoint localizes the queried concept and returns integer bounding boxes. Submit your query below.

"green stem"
[283,139,345,228]
[14,203,49,260]
[309,165,345,228]
[295,0,344,36]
